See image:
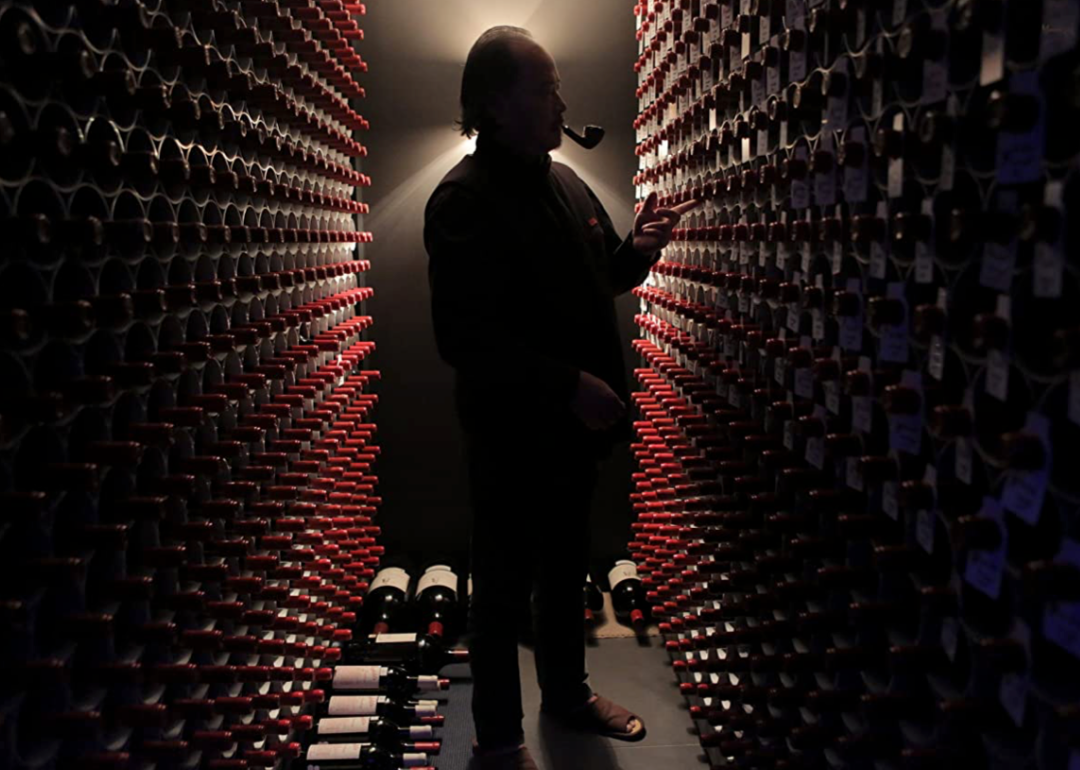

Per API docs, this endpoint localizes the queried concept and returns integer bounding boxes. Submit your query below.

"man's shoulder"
[431,155,490,197]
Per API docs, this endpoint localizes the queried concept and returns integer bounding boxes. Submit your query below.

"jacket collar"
[473,130,552,183]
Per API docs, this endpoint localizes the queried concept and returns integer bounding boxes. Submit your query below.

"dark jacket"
[424,131,658,457]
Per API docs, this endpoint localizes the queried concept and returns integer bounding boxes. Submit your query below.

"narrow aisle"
[434,636,703,770]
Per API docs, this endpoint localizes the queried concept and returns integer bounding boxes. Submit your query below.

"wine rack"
[0,0,427,767]
[627,0,1080,767]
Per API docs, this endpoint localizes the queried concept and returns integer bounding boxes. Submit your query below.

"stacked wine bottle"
[0,0,470,767]
[629,0,1079,767]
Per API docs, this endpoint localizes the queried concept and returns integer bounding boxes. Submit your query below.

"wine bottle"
[302,742,429,769]
[310,716,439,752]
[414,564,459,637]
[361,566,411,635]
[340,633,468,674]
[313,695,444,727]
[331,666,448,699]
[608,560,649,629]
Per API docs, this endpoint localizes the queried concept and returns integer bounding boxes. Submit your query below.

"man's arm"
[425,183,581,408]
[582,183,660,296]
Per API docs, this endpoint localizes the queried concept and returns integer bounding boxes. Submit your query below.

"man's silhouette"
[424,26,697,770]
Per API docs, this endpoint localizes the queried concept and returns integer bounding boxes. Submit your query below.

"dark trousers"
[465,434,599,749]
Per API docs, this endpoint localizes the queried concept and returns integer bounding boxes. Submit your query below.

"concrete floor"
[433,637,705,770]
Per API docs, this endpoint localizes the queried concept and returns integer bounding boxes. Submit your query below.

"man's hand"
[571,370,627,431]
[632,191,701,258]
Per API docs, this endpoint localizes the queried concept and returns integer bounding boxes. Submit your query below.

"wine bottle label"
[402,753,428,768]
[608,561,639,590]
[414,703,438,717]
[307,743,363,761]
[417,566,458,595]
[318,717,372,735]
[333,666,386,690]
[415,675,441,691]
[375,632,419,645]
[370,567,411,594]
[409,725,434,739]
[328,696,379,716]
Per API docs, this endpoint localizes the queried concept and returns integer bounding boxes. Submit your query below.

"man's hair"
[455,26,534,138]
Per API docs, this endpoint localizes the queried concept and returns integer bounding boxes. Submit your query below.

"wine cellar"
[1,0,1078,769]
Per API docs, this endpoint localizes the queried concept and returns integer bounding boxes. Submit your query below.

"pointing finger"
[670,199,702,216]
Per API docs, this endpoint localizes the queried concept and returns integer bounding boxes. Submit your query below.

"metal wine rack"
[627,0,1080,767]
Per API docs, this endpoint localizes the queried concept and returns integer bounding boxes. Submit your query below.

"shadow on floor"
[535,714,625,770]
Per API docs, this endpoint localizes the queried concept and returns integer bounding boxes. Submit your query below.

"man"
[424,26,698,770]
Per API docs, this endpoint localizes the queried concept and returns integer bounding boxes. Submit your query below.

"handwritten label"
[963,497,1007,600]
[1043,539,1080,661]
[1002,412,1051,525]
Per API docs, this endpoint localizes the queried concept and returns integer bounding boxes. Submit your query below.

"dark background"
[359,0,643,577]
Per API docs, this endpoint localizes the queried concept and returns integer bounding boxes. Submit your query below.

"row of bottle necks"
[17,0,367,45]
[624,345,1080,769]
[633,49,1075,187]
[638,259,1075,395]
[0,3,369,157]
[623,340,1078,641]
[3,271,370,367]
[0,287,375,449]
[0,86,369,190]
[12,0,371,96]
[633,305,1080,505]
[0,128,369,206]
[4,259,367,337]
[0,0,369,108]
[634,0,1062,103]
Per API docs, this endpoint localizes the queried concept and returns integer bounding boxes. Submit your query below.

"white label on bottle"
[882,481,899,521]
[846,458,864,491]
[409,725,433,739]
[999,621,1031,727]
[402,753,429,768]
[955,437,974,485]
[370,567,411,594]
[1042,0,1080,61]
[1002,412,1050,525]
[794,368,813,399]
[608,561,639,589]
[928,336,945,382]
[941,616,960,662]
[414,703,438,717]
[888,116,904,199]
[986,350,1010,402]
[1044,540,1080,661]
[318,717,372,735]
[333,666,385,690]
[417,566,458,596]
[375,633,419,645]
[1034,244,1064,298]
[805,437,825,469]
[328,696,379,716]
[416,675,441,691]
[825,381,842,414]
[963,497,1007,600]
[307,743,363,761]
[852,396,872,434]
[916,509,935,554]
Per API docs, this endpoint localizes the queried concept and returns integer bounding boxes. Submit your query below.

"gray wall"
[360,0,641,573]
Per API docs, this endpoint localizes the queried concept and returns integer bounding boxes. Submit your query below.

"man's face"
[488,41,567,155]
